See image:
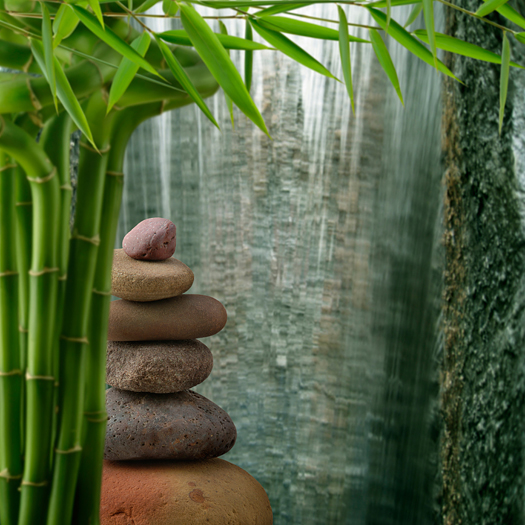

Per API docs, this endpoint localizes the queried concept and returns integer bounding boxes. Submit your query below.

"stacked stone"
[101,218,272,524]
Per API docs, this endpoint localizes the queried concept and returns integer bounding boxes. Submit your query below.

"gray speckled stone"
[106,340,213,393]
[104,388,237,461]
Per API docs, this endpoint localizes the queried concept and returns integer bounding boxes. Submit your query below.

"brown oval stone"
[111,249,194,302]
[106,340,213,393]
[100,459,273,525]
[104,388,236,461]
[123,217,176,261]
[107,295,227,341]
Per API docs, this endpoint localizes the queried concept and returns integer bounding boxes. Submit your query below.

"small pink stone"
[122,218,176,261]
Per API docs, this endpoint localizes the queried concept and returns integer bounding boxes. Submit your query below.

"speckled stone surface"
[111,249,194,302]
[106,339,213,393]
[100,458,273,524]
[107,295,227,341]
[123,217,176,260]
[104,388,236,461]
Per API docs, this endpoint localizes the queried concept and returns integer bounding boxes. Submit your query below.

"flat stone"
[104,388,237,461]
[107,295,227,341]
[100,459,273,525]
[106,340,213,393]
[111,249,194,302]
[123,217,176,260]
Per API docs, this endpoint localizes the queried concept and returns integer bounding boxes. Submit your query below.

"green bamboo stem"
[0,117,60,525]
[46,92,115,525]
[0,153,22,525]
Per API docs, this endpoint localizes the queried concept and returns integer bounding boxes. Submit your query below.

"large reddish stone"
[100,458,273,524]
[122,217,176,261]
[112,249,194,302]
[107,295,227,341]
[104,388,236,461]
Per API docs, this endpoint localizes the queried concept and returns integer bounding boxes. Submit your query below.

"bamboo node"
[15,201,32,206]
[0,163,17,172]
[0,270,18,277]
[60,335,89,344]
[26,372,54,381]
[0,469,22,481]
[0,369,22,377]
[106,170,124,177]
[80,142,111,154]
[21,480,48,487]
[26,167,56,184]
[58,274,67,281]
[71,230,101,246]
[28,267,59,277]
[60,184,73,191]
[55,445,82,455]
[18,326,28,333]
[93,288,111,296]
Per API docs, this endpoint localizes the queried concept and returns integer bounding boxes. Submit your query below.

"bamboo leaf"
[404,3,423,28]
[422,0,437,68]
[415,30,524,68]
[163,0,179,16]
[256,15,369,42]
[136,0,162,12]
[250,18,338,79]
[42,4,58,111]
[369,28,404,105]
[30,39,96,148]
[53,4,81,49]
[219,21,235,128]
[516,32,525,44]
[499,31,510,134]
[88,0,105,28]
[369,0,421,8]
[107,32,151,113]
[159,29,272,50]
[495,3,525,30]
[367,7,460,81]
[154,34,220,129]
[71,5,163,78]
[179,3,269,136]
[476,0,509,18]
[258,3,309,16]
[338,6,354,114]
[386,0,392,30]
[245,18,254,92]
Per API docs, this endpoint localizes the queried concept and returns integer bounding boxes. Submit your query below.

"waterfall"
[118,7,444,524]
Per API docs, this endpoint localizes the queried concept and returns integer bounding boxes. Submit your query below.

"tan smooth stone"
[111,249,194,302]
[100,459,273,525]
[107,295,227,341]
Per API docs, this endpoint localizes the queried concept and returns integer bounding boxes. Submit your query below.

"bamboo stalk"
[0,152,22,525]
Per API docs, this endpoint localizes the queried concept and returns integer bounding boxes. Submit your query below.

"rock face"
[111,249,194,302]
[100,458,273,524]
[106,339,213,393]
[107,295,228,341]
[104,388,236,461]
[123,217,176,261]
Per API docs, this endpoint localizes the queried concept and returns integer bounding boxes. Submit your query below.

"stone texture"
[106,339,213,393]
[107,295,227,341]
[104,388,236,461]
[100,458,273,525]
[123,217,176,260]
[111,249,194,302]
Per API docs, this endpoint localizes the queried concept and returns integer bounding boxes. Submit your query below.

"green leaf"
[245,18,254,92]
[499,31,510,134]
[404,3,423,28]
[30,39,95,148]
[107,32,151,113]
[256,15,369,42]
[495,3,525,30]
[200,0,344,8]
[415,30,524,68]
[367,7,460,81]
[422,0,437,68]
[386,0,392,30]
[159,29,272,50]
[476,0,509,18]
[162,0,179,16]
[179,3,269,136]
[71,5,162,78]
[136,0,162,13]
[516,32,525,44]
[338,6,354,114]
[368,28,403,105]
[155,34,220,129]
[258,3,309,16]
[41,4,57,111]
[53,4,80,49]
[88,0,105,28]
[368,0,421,8]
[250,18,338,79]
[219,21,235,128]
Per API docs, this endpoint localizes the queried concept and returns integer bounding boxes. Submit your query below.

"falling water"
[118,6,444,524]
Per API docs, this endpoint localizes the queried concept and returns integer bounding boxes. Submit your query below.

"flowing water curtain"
[119,5,442,524]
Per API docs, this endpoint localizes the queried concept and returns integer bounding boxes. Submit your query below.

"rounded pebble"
[111,249,194,302]
[100,458,273,525]
[106,339,213,393]
[123,217,176,261]
[104,388,237,461]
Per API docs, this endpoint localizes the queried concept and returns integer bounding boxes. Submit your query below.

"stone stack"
[100,218,272,524]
